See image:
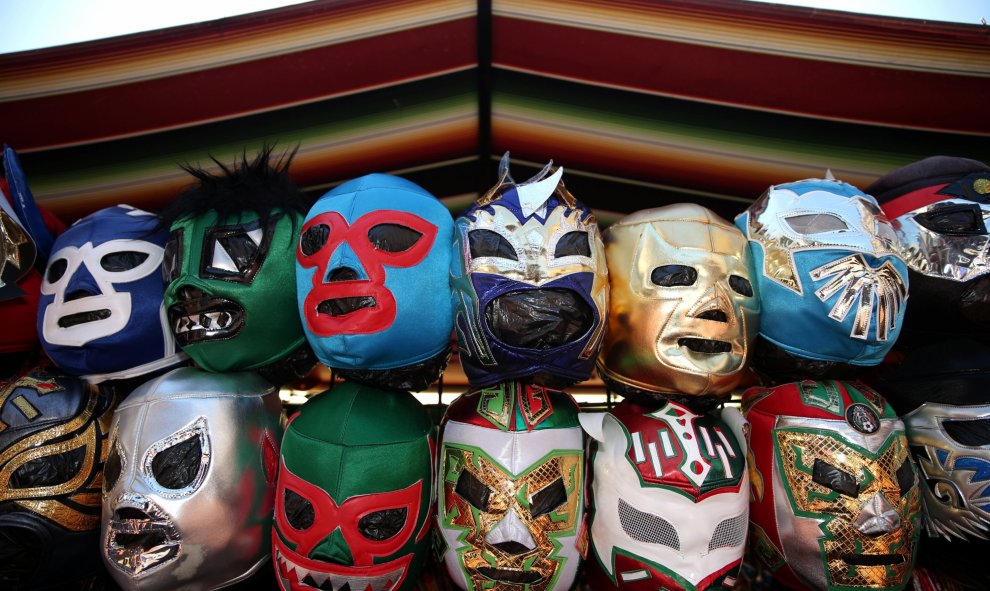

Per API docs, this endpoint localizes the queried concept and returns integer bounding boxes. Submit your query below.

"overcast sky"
[0,0,986,54]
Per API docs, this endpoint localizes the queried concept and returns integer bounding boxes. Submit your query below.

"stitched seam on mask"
[335,392,358,488]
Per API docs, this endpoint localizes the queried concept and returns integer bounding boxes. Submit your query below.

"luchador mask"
[873,339,990,541]
[0,184,36,303]
[295,173,454,391]
[868,156,990,348]
[101,367,282,591]
[1,146,65,362]
[0,188,41,357]
[159,148,314,381]
[38,205,186,383]
[579,400,748,591]
[743,380,921,591]
[273,382,434,591]
[452,156,608,388]
[438,382,584,591]
[735,178,909,371]
[0,363,115,590]
[163,207,309,375]
[598,204,759,400]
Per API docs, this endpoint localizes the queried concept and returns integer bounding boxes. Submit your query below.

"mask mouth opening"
[485,288,593,349]
[273,541,409,591]
[168,289,245,345]
[477,565,544,585]
[842,553,904,566]
[106,501,181,575]
[678,337,732,354]
[317,296,377,317]
[57,308,111,327]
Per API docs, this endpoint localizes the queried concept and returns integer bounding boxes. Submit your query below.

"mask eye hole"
[784,213,850,234]
[708,513,748,551]
[284,488,315,530]
[896,460,917,496]
[201,219,271,283]
[100,251,150,272]
[103,442,123,493]
[368,223,423,253]
[455,469,492,511]
[530,478,567,518]
[210,231,260,273]
[617,498,680,550]
[299,224,330,257]
[468,229,518,261]
[553,231,591,258]
[651,265,697,287]
[162,229,183,284]
[151,435,203,490]
[358,508,408,541]
[914,203,987,235]
[46,258,68,284]
[10,447,86,489]
[812,458,860,497]
[729,275,753,297]
[942,418,990,447]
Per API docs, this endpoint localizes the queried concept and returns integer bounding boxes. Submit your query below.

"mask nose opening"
[316,266,377,317]
[484,507,536,554]
[328,267,359,282]
[695,309,728,322]
[65,289,97,301]
[174,285,212,302]
[854,492,901,536]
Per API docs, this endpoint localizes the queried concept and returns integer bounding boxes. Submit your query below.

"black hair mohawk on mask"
[159,144,311,230]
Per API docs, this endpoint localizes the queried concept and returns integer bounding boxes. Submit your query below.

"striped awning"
[1,0,987,224]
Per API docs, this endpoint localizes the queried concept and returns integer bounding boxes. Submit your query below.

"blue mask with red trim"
[295,174,453,378]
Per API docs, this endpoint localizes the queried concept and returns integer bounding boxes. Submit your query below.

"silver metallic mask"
[901,402,990,541]
[890,198,990,283]
[101,366,282,591]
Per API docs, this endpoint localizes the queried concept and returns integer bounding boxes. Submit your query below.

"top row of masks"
[11,147,990,401]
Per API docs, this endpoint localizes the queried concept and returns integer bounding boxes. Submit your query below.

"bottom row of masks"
[2,364,921,591]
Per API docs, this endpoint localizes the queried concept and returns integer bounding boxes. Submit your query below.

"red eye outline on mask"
[275,458,423,565]
[297,211,437,336]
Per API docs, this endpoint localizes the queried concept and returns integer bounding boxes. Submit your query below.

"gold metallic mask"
[597,204,759,397]
[442,446,581,591]
[775,429,920,589]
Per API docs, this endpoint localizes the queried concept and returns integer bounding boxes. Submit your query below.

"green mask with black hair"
[159,148,314,379]
[162,208,307,373]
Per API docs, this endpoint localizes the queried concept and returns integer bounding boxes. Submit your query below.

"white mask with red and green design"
[580,399,749,591]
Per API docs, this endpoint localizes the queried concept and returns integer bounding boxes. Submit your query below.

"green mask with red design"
[273,382,435,591]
